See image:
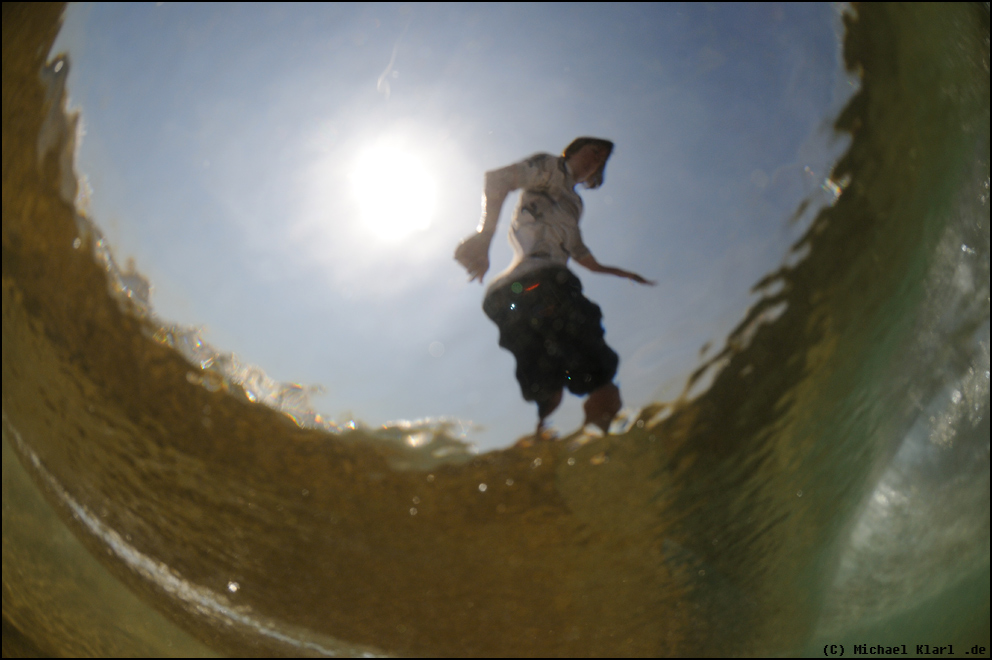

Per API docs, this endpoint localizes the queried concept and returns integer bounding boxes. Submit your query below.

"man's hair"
[562,137,614,189]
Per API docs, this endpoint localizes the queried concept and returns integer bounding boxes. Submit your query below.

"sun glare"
[350,140,436,241]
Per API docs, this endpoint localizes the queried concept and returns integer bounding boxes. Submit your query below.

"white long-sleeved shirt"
[485,153,592,293]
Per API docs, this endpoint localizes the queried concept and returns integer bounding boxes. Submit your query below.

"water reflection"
[2,2,989,657]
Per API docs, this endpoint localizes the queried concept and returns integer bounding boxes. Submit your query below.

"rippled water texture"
[3,3,989,656]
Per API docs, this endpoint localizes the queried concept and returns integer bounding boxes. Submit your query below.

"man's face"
[569,145,609,183]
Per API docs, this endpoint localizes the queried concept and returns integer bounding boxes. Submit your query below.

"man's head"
[562,137,614,189]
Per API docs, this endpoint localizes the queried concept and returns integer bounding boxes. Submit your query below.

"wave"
[2,3,988,656]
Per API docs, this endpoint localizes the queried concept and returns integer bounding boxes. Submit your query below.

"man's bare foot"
[532,425,557,442]
[583,383,621,434]
[535,388,563,436]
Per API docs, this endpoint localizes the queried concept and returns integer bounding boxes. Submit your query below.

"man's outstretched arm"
[576,254,655,285]
[454,168,515,283]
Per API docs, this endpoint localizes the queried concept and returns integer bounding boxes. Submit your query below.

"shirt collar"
[561,157,578,187]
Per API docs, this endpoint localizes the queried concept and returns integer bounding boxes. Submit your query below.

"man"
[455,137,654,435]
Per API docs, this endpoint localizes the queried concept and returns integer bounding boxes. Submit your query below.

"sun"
[350,139,436,241]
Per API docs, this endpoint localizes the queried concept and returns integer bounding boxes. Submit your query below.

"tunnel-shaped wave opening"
[3,3,989,656]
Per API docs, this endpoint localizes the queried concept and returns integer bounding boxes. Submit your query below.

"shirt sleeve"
[484,153,558,198]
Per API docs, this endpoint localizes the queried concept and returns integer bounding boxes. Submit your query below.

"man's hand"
[454,232,492,283]
[617,269,655,285]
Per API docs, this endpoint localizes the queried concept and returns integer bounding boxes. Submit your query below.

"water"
[3,3,989,656]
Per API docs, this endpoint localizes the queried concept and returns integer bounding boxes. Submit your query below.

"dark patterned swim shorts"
[483,267,618,414]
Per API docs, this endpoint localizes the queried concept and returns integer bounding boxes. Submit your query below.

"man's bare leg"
[535,388,564,437]
[583,383,621,434]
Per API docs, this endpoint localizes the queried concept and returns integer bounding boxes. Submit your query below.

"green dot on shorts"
[510,282,523,294]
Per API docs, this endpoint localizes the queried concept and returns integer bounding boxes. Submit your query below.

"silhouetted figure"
[455,137,654,436]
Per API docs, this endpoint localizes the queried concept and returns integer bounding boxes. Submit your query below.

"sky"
[51,3,854,450]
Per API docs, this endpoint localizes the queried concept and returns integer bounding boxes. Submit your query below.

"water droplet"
[532,458,542,468]
[412,496,420,504]
[301,488,309,496]
[227,581,240,593]
[505,478,514,486]
[567,457,575,466]
[478,483,487,492]
[822,178,843,199]
[72,237,82,249]
[409,507,417,516]
[951,389,962,404]
[428,341,445,358]
[426,474,435,482]
[797,490,803,497]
